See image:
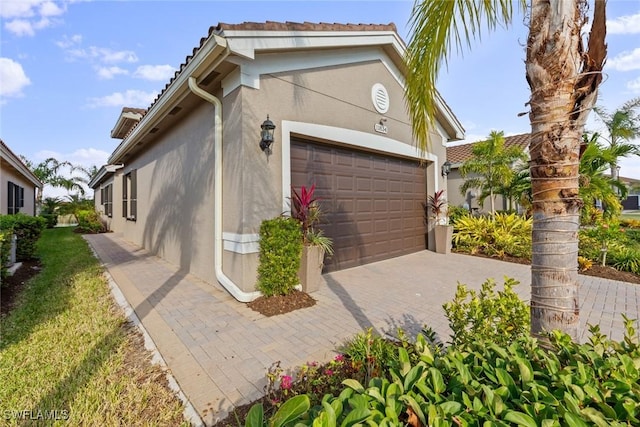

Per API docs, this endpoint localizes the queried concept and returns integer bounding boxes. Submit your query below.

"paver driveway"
[84,233,639,426]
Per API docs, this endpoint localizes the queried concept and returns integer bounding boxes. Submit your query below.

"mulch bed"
[1,259,42,317]
[457,251,640,285]
[247,290,316,316]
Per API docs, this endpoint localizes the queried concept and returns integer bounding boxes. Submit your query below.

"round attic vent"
[371,83,389,114]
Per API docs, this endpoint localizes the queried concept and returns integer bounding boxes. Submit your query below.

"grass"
[0,227,188,426]
[621,211,640,221]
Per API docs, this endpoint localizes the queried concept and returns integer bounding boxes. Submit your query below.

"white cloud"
[5,19,36,37]
[0,57,31,100]
[87,89,157,108]
[607,48,640,72]
[133,64,176,81]
[55,33,82,49]
[97,66,129,79]
[66,46,138,64]
[607,12,640,34]
[1,0,65,36]
[628,76,640,93]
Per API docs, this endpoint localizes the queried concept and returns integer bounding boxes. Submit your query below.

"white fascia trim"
[109,35,228,164]
[1,145,43,188]
[222,46,404,97]
[222,232,260,254]
[224,31,404,60]
[281,120,439,213]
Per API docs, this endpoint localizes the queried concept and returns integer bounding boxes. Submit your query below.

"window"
[102,183,113,217]
[122,170,137,220]
[7,181,24,214]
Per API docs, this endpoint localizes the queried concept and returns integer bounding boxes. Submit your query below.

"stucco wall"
[0,166,37,216]
[98,57,453,295]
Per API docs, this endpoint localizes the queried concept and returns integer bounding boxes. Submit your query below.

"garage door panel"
[291,138,426,271]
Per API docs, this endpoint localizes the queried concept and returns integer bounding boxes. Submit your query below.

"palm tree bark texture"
[526,0,606,342]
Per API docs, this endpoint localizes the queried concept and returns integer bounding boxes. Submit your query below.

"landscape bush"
[75,209,106,233]
[453,213,532,259]
[443,277,530,347]
[257,217,303,296]
[0,214,46,261]
[249,317,640,427]
[244,276,639,427]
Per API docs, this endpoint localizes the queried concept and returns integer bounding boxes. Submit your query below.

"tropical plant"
[19,156,88,199]
[453,212,532,259]
[594,97,640,180]
[495,163,532,214]
[580,132,628,219]
[405,0,607,342]
[290,185,333,255]
[424,189,448,225]
[458,131,528,214]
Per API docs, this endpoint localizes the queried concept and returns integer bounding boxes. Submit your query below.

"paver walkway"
[84,233,639,426]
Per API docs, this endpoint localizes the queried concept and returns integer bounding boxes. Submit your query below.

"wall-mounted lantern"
[441,160,452,177]
[259,115,276,152]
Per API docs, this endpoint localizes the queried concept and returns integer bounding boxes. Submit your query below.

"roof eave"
[0,140,43,189]
[109,34,228,164]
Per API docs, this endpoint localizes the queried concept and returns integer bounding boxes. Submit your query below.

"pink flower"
[307,361,318,367]
[334,354,345,362]
[324,369,333,376]
[280,375,293,390]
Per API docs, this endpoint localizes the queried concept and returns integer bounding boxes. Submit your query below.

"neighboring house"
[620,176,640,210]
[1,139,43,216]
[89,22,464,301]
[446,133,530,212]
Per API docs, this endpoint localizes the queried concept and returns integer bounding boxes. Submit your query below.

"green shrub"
[257,217,302,297]
[453,213,532,259]
[260,317,640,427]
[39,213,58,229]
[0,229,13,284]
[0,214,46,261]
[610,247,640,275]
[443,277,530,347]
[75,210,105,234]
[447,205,469,225]
[340,328,401,383]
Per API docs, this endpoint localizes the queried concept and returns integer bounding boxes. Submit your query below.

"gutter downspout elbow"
[187,75,262,303]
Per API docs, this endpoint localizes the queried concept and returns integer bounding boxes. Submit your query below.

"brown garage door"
[291,138,427,271]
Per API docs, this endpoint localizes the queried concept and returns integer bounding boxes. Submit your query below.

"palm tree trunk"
[527,0,606,344]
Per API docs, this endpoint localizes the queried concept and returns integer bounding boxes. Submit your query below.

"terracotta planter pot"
[298,245,325,293]
[435,224,453,254]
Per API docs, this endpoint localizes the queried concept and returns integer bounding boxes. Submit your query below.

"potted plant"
[291,184,334,292]
[425,189,453,254]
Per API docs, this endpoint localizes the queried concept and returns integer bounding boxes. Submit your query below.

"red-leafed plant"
[425,189,449,225]
[291,185,333,255]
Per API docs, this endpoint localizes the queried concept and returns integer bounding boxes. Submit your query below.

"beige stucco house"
[446,133,530,212]
[1,139,43,216]
[89,22,464,301]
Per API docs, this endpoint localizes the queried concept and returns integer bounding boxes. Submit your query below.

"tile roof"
[446,133,530,165]
[216,21,397,32]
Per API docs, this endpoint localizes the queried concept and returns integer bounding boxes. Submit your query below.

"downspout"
[188,74,262,303]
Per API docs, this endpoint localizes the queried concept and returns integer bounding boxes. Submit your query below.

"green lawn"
[622,211,640,221]
[0,227,188,426]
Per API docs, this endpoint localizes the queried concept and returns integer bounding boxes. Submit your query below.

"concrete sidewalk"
[84,233,639,426]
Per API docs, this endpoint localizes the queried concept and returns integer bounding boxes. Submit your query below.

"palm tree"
[405,0,607,342]
[459,130,528,214]
[19,156,88,198]
[594,97,640,181]
[579,133,627,220]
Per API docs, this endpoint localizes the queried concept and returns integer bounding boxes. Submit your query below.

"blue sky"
[1,0,639,197]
